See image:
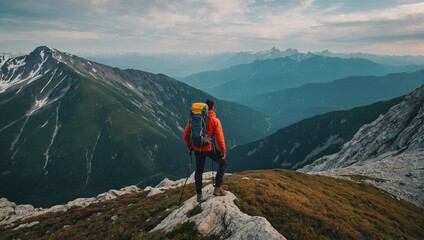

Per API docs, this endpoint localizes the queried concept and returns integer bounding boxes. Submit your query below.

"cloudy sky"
[0,0,423,55]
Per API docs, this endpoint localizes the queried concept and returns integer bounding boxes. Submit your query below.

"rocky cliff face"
[301,85,423,171]
[300,85,424,207]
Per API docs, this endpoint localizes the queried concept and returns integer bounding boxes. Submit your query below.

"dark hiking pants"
[194,149,227,194]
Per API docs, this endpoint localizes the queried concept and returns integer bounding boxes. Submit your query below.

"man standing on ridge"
[184,99,227,202]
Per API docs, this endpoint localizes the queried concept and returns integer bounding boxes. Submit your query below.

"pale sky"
[0,0,423,55]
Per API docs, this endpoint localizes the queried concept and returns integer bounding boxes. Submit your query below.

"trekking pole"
[178,149,193,206]
[211,160,215,187]
[212,140,216,187]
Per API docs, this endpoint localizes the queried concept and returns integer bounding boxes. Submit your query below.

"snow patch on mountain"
[85,129,102,186]
[40,68,58,93]
[290,142,300,154]
[6,57,26,72]
[0,55,10,69]
[43,105,60,175]
[27,97,49,116]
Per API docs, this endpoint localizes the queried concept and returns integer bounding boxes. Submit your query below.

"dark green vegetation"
[226,170,423,240]
[187,204,202,217]
[2,170,422,240]
[227,96,403,172]
[241,70,424,128]
[181,54,422,101]
[0,47,270,207]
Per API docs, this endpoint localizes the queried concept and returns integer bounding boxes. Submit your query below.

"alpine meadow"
[1,0,423,239]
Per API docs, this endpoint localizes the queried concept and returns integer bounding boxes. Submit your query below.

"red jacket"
[184,110,226,155]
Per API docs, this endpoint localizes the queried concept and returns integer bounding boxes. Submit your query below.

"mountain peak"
[30,46,61,60]
[0,46,61,93]
[33,45,55,53]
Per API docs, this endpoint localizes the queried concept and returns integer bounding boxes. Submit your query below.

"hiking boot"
[213,186,226,196]
[197,193,202,202]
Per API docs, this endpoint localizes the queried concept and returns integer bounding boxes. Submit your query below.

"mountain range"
[241,70,424,128]
[85,47,424,79]
[228,96,404,172]
[0,46,270,207]
[86,52,235,79]
[180,54,423,102]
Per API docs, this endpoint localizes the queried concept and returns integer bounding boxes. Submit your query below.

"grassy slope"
[227,170,423,240]
[2,170,422,240]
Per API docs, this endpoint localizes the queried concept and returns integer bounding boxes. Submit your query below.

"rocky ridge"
[0,171,285,239]
[310,151,424,207]
[0,172,222,227]
[152,184,285,240]
[300,85,424,207]
[0,185,141,227]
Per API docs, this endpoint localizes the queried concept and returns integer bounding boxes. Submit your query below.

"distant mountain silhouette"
[241,70,424,128]
[181,54,423,102]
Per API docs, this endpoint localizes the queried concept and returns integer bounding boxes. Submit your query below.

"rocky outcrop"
[301,85,423,172]
[312,151,424,207]
[152,184,286,240]
[0,171,219,227]
[0,185,141,227]
[300,86,424,207]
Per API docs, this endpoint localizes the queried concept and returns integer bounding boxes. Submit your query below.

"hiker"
[184,99,227,202]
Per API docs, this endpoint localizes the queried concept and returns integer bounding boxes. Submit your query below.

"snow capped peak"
[0,46,61,93]
[46,46,56,52]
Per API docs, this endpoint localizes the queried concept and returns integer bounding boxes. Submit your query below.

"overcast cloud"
[0,0,423,55]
